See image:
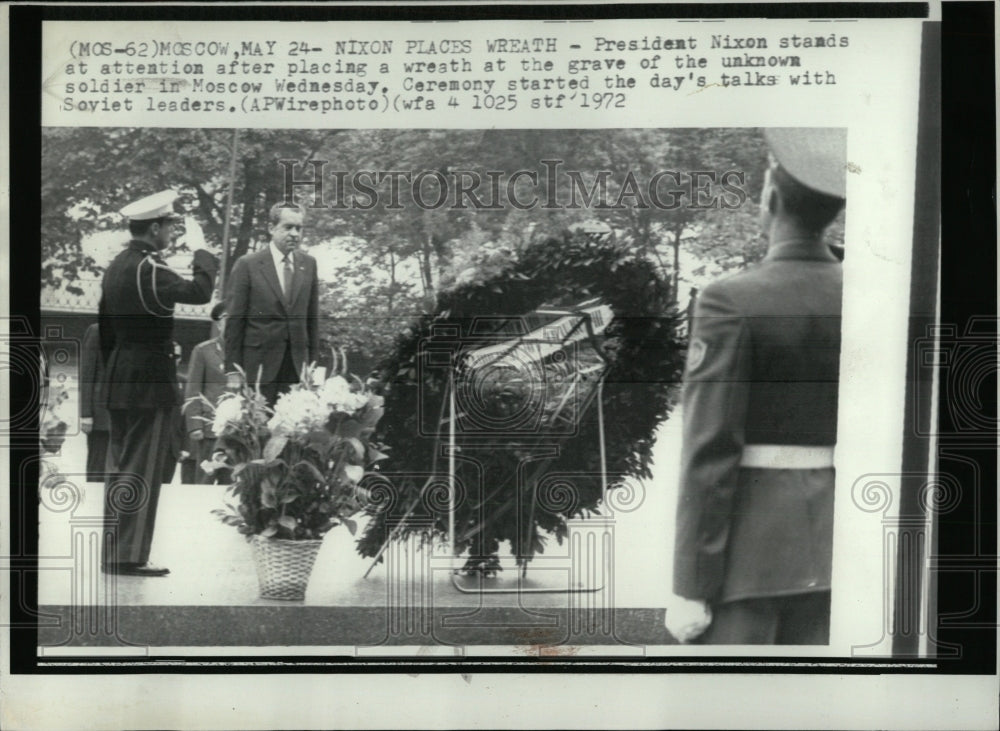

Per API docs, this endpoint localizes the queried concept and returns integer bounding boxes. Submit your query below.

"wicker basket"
[250,536,324,600]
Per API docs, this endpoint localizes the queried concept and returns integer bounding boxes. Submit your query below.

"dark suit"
[98,242,216,568]
[673,240,842,644]
[163,368,191,485]
[224,246,319,404]
[79,323,111,482]
[184,337,229,483]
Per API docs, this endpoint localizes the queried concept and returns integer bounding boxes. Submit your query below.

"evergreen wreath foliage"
[357,232,687,573]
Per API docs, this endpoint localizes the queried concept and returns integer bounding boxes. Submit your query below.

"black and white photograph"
[35,125,854,650]
[4,4,997,730]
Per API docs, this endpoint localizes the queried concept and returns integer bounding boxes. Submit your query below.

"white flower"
[321,375,351,405]
[212,395,246,435]
[268,388,327,434]
[308,365,327,385]
[321,376,369,414]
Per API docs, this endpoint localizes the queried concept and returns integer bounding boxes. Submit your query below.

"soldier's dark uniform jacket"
[99,243,216,408]
[98,240,216,568]
[673,240,842,604]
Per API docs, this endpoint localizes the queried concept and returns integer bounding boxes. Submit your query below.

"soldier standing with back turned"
[668,129,846,644]
[98,190,218,577]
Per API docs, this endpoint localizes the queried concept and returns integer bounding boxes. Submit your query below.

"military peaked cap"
[120,190,183,221]
[764,128,847,199]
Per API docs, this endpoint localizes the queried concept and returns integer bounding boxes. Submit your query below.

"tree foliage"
[42,127,775,357]
[42,128,340,287]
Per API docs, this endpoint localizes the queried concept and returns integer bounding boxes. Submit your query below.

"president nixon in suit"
[224,202,320,405]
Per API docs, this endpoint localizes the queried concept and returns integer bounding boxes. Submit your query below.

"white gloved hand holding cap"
[664,594,712,643]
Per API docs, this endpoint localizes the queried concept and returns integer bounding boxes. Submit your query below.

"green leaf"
[367,447,390,463]
[294,460,326,484]
[263,434,288,462]
[307,429,335,445]
[341,517,358,536]
[345,437,365,460]
[334,419,363,440]
[261,478,277,508]
[260,525,278,538]
[278,516,297,531]
[358,404,384,430]
[280,492,299,504]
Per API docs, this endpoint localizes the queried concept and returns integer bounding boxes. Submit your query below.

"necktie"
[282,253,293,301]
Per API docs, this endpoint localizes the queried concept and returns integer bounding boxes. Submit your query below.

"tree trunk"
[419,233,435,305]
[672,223,683,306]
[228,167,260,277]
[387,250,397,316]
[192,185,225,243]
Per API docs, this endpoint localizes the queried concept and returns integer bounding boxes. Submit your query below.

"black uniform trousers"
[103,406,176,568]
[85,430,110,483]
[160,401,189,485]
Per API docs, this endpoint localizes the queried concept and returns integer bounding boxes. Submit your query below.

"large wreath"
[357,232,687,573]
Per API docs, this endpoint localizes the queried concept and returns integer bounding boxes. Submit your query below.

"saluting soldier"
[668,129,846,644]
[98,190,218,577]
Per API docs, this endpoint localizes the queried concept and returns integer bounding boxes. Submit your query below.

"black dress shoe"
[103,563,170,577]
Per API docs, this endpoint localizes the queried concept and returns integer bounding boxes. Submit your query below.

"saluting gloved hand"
[664,595,712,643]
[191,249,219,276]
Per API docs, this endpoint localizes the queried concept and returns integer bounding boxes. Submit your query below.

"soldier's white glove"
[664,595,712,643]
[183,216,207,249]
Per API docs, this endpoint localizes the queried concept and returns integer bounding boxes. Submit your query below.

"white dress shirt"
[269,242,294,297]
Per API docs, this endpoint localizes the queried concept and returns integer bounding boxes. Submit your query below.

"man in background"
[99,190,217,577]
[79,323,110,483]
[185,302,231,483]
[224,202,320,405]
[162,341,193,485]
[669,129,846,644]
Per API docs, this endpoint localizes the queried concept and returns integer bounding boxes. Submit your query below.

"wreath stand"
[441,302,613,596]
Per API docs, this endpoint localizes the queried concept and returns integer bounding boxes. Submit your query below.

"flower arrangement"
[203,358,387,542]
[39,352,71,490]
[40,382,70,455]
